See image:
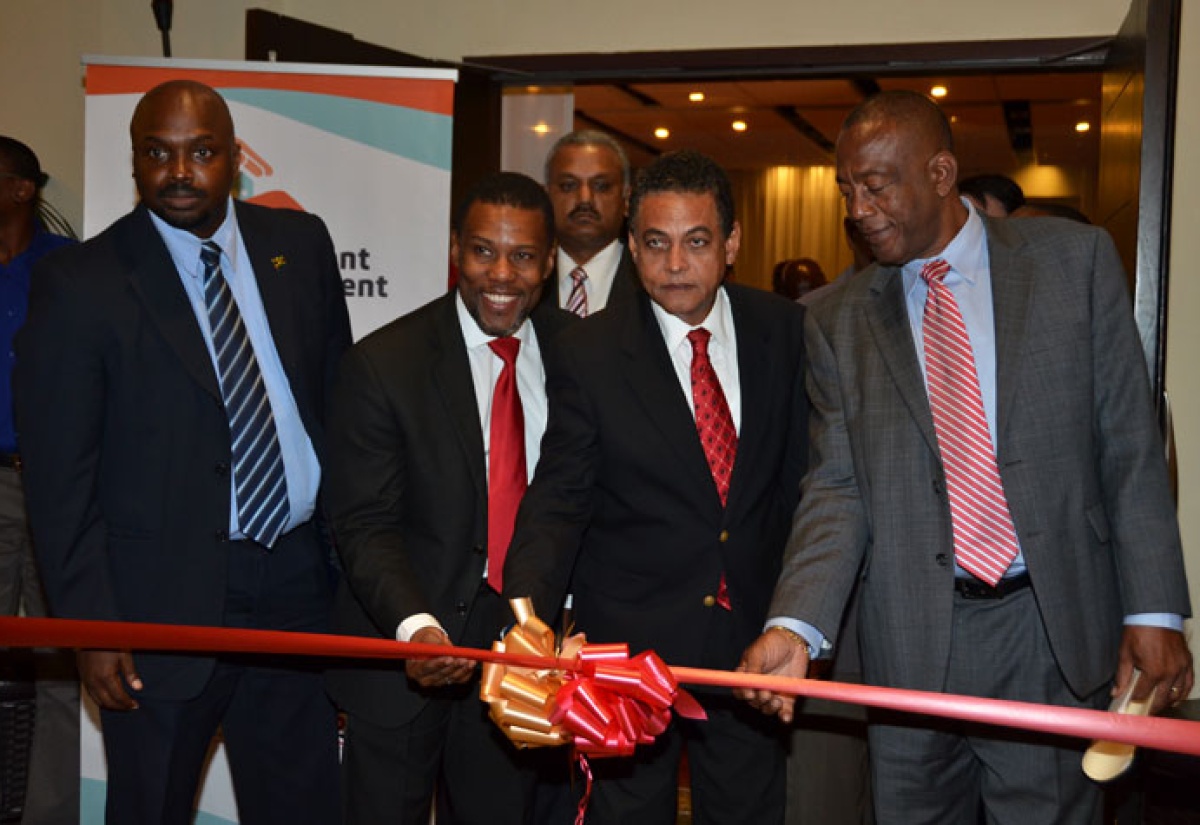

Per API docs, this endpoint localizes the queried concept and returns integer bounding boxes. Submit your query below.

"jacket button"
[932,477,944,495]
[702,595,716,608]
[718,530,729,543]
[215,529,229,542]
[935,553,949,567]
[472,545,485,556]
[456,601,468,615]
[214,462,229,476]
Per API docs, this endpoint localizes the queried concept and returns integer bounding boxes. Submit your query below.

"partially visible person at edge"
[0,134,78,825]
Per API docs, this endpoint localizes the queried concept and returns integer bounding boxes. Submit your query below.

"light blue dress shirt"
[149,199,320,539]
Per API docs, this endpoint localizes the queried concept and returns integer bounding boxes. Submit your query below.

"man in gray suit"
[739,90,1192,823]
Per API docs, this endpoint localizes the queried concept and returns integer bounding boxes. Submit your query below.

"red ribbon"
[2,616,1198,759]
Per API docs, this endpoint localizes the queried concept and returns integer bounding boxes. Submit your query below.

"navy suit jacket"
[15,201,351,699]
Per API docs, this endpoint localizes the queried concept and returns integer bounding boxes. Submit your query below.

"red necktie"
[487,337,526,593]
[566,266,589,317]
[921,258,1019,586]
[689,328,737,610]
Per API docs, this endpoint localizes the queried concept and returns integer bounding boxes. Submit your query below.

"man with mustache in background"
[541,130,641,317]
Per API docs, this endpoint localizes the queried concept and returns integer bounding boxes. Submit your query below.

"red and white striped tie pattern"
[566,266,589,317]
[921,258,1019,586]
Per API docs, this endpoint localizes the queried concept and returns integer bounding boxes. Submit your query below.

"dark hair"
[959,174,1026,215]
[453,171,555,243]
[544,130,630,188]
[628,150,735,237]
[842,89,955,153]
[0,136,49,189]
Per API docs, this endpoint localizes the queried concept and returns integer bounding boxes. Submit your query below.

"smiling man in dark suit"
[740,90,1193,824]
[325,172,575,824]
[14,80,350,824]
[505,150,807,824]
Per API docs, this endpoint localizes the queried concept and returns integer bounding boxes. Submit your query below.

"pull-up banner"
[80,56,457,824]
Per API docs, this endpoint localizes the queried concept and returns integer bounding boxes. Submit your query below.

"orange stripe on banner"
[2,617,1198,758]
[85,65,454,115]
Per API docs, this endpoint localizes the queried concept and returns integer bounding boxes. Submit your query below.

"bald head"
[130,80,240,238]
[834,90,966,266]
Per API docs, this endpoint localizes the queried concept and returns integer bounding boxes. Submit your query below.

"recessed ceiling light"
[531,122,551,135]
[731,120,748,132]
[1075,121,1091,133]
[654,127,670,139]
[930,85,948,98]
[688,92,705,102]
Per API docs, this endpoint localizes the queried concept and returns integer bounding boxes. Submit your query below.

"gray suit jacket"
[769,215,1190,699]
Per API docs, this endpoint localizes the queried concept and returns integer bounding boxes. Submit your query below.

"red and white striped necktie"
[566,266,589,317]
[921,258,1019,586]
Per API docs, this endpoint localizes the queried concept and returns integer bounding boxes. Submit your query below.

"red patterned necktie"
[487,337,526,593]
[566,266,589,317]
[688,328,738,505]
[921,258,1019,586]
[688,328,737,610]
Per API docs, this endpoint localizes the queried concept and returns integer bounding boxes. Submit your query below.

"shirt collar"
[455,291,534,352]
[650,285,733,354]
[902,196,986,298]
[557,237,623,278]
[147,196,240,277]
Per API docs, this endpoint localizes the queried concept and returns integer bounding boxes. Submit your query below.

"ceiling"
[572,72,1102,180]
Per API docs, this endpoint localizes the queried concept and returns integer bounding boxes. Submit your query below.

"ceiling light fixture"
[688,92,705,102]
[531,122,551,135]
[930,85,948,98]
[1075,121,1091,133]
[654,127,670,139]
[731,120,748,132]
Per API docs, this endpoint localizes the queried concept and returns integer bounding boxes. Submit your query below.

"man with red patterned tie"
[739,90,1192,823]
[505,150,808,824]
[326,172,575,824]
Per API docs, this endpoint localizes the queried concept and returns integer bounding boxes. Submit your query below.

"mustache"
[569,204,601,220]
[157,183,204,199]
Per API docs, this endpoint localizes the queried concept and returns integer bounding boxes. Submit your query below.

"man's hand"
[78,649,142,711]
[1114,626,1193,714]
[405,626,477,688]
[735,628,811,724]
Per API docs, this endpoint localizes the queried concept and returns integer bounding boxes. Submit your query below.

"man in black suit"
[325,172,575,824]
[504,150,807,824]
[14,80,349,824]
[541,130,640,315]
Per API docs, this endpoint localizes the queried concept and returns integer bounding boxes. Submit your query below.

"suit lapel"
[432,295,487,498]
[864,265,939,454]
[619,295,718,504]
[986,223,1035,441]
[236,202,302,384]
[119,208,220,399]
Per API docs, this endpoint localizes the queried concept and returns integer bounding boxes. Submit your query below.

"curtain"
[729,165,853,293]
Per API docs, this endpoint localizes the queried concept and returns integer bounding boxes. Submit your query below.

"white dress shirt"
[649,286,742,431]
[556,239,626,314]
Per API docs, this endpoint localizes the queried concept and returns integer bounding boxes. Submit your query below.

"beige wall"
[3,0,1194,653]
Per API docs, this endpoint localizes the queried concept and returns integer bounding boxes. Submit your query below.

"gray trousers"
[868,585,1105,825]
[0,466,80,825]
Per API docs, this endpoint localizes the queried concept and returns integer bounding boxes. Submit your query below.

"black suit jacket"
[504,284,807,670]
[325,293,575,727]
[538,244,641,312]
[14,202,351,699]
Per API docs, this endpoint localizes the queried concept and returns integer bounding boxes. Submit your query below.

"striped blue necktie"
[201,241,290,549]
